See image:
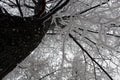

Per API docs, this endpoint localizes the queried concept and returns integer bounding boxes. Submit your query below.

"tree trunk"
[0,13,51,79]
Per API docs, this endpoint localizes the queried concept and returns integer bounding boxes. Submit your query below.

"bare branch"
[32,0,37,5]
[79,0,110,14]
[39,70,58,80]
[15,0,23,17]
[40,0,70,21]
[24,3,34,9]
[69,34,113,80]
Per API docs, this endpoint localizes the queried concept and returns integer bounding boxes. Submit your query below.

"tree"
[0,0,69,79]
[1,0,120,80]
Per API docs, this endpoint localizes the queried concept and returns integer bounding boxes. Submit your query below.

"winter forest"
[0,0,120,80]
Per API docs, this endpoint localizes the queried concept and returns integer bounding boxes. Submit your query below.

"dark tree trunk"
[0,13,51,79]
[0,0,70,79]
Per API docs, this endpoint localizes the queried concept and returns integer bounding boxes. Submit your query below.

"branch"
[56,0,110,21]
[39,70,58,80]
[0,7,10,15]
[79,0,110,14]
[24,3,34,9]
[49,0,62,11]
[34,0,46,17]
[40,0,70,21]
[32,0,37,5]
[78,28,120,38]
[8,0,16,5]
[0,1,15,8]
[0,0,19,8]
[69,34,113,80]
[15,0,23,17]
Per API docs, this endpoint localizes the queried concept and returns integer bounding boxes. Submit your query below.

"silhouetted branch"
[32,0,37,5]
[69,34,113,80]
[39,70,58,80]
[15,0,23,17]
[34,0,46,17]
[0,7,10,15]
[24,3,34,9]
[79,0,110,14]
[40,0,70,21]
[56,0,110,21]
[0,1,16,8]
[8,0,16,5]
[50,0,63,11]
[78,28,120,38]
[0,0,19,8]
